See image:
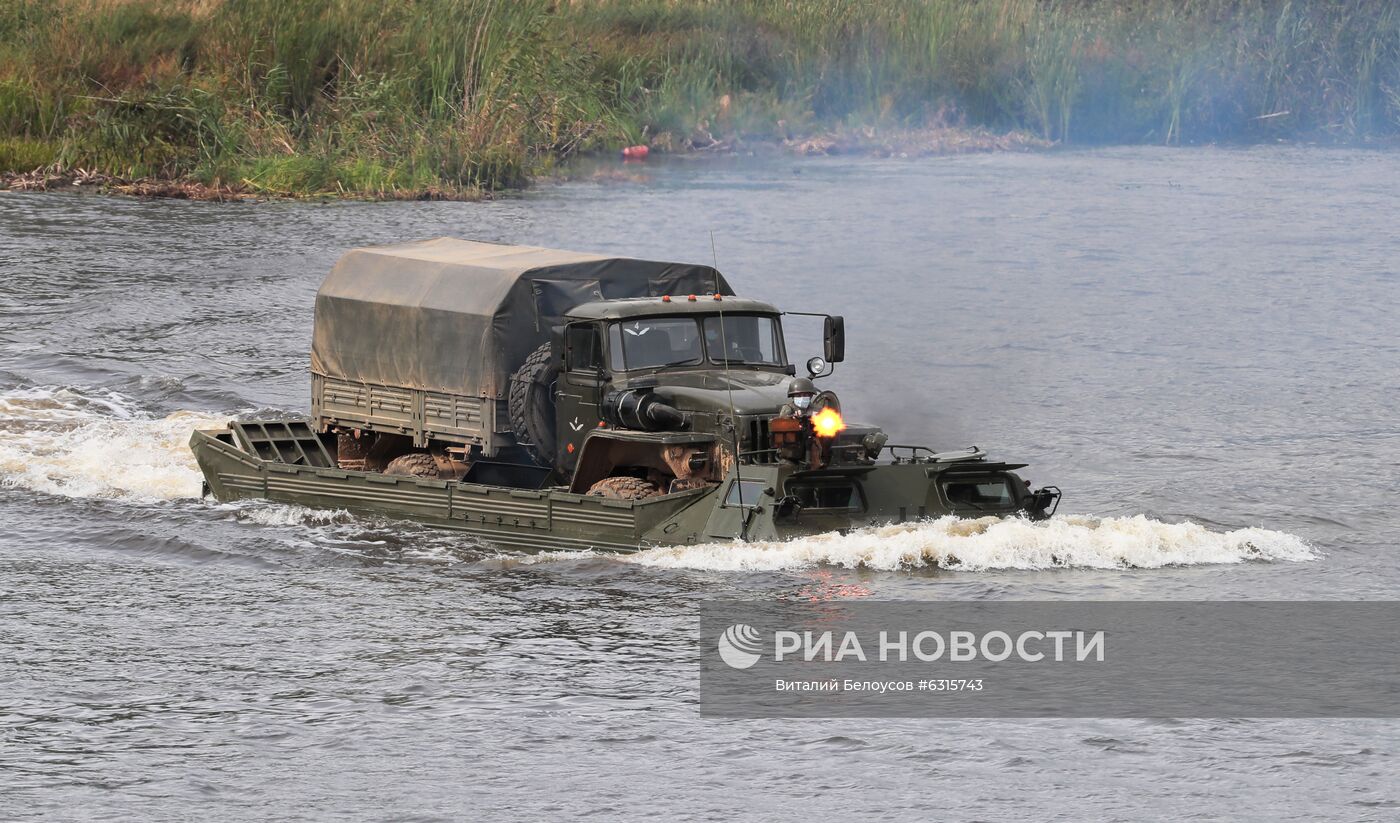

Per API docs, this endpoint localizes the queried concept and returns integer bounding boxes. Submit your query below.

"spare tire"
[384,452,439,478]
[588,476,661,500]
[509,342,558,466]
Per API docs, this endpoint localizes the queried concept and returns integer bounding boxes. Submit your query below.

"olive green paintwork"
[198,241,1061,549]
[191,423,1039,552]
[308,239,733,456]
[566,295,779,320]
[554,303,792,476]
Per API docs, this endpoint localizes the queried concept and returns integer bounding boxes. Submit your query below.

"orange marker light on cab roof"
[661,295,671,302]
[713,293,723,300]
[687,295,697,302]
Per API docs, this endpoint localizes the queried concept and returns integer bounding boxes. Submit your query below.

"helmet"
[787,377,817,410]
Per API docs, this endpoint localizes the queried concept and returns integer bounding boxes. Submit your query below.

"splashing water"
[620,515,1317,572]
[0,385,225,502]
[223,502,357,528]
[0,386,1317,573]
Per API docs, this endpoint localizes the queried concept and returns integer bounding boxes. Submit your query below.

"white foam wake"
[0,385,225,502]
[224,502,356,528]
[622,515,1317,572]
[0,384,1318,574]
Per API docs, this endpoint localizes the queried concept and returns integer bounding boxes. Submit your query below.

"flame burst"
[811,406,846,438]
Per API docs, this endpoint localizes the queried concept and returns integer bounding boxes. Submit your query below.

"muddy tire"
[383,452,439,478]
[588,476,661,500]
[509,342,557,467]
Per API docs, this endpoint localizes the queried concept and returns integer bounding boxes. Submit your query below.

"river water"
[1,147,1396,820]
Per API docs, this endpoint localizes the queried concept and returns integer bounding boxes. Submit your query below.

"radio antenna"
[711,230,749,540]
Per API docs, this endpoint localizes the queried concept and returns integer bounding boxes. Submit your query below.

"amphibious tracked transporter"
[191,238,1059,551]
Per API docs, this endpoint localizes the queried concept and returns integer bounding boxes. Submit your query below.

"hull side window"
[784,481,864,512]
[942,477,1015,507]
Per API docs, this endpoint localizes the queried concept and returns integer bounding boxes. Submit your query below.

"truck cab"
[553,296,793,474]
[523,294,888,506]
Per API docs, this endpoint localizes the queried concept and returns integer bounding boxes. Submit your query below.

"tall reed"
[1,1,1398,195]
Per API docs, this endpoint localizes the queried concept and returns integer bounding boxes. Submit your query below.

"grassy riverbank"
[3,0,1399,198]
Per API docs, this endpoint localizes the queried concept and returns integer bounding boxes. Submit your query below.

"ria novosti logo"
[717,623,763,669]
[715,624,1107,669]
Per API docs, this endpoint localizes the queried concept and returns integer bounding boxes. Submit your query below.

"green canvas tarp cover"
[311,238,732,399]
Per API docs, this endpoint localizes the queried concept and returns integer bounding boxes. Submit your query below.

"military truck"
[191,238,1059,551]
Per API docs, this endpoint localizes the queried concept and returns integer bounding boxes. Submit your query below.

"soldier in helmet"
[780,377,818,417]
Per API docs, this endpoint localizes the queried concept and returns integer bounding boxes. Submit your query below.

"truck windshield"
[703,314,784,366]
[609,317,704,370]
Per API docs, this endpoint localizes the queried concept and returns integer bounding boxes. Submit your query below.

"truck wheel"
[384,452,439,478]
[509,343,557,466]
[588,476,661,500]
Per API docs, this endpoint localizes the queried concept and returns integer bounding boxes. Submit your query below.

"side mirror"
[823,315,845,363]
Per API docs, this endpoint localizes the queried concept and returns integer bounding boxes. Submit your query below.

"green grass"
[0,135,56,170]
[2,1,1399,196]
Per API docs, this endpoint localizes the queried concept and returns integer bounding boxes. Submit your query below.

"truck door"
[557,322,606,474]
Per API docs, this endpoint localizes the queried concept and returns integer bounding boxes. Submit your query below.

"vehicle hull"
[192,422,1046,552]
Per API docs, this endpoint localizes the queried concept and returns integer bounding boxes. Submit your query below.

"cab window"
[702,314,784,366]
[566,324,601,371]
[611,317,703,370]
